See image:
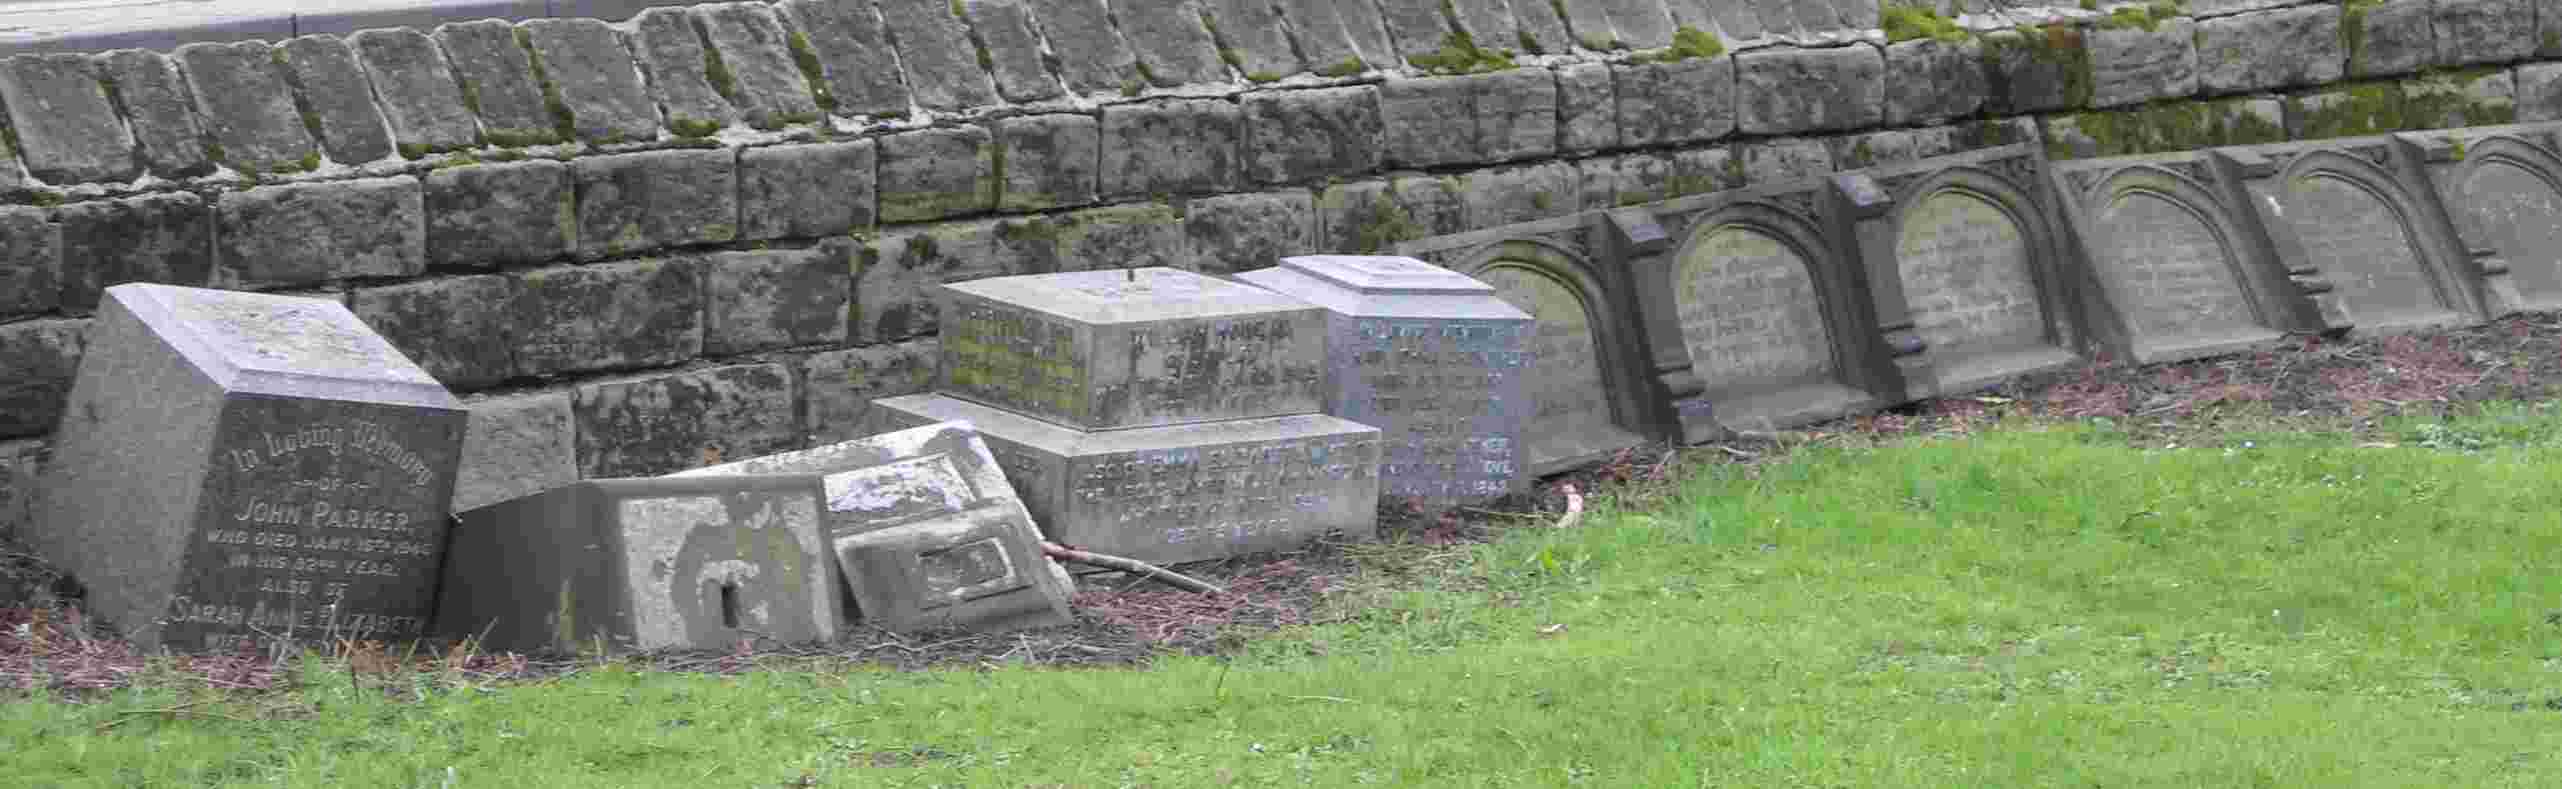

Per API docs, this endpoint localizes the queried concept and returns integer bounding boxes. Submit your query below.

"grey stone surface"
[0,440,42,547]
[94,50,212,178]
[964,0,1066,101]
[1460,161,1580,226]
[2087,17,2196,108]
[2404,68,2517,129]
[1736,137,1831,184]
[521,18,661,144]
[1235,255,1531,508]
[673,421,1076,633]
[1443,0,1518,54]
[1243,86,1382,184]
[879,127,997,223]
[0,318,83,437]
[776,0,913,117]
[1315,176,1466,253]
[2351,0,2433,79]
[1053,203,1188,272]
[1600,0,1678,50]
[1615,56,1736,147]
[2435,0,2534,67]
[630,7,738,134]
[1100,99,1241,199]
[1372,0,1452,62]
[993,114,1099,212]
[1187,190,1316,274]
[854,220,1032,342]
[348,28,479,155]
[1557,62,1617,153]
[1979,26,2090,115]
[1605,147,1737,205]
[33,284,463,651]
[173,41,315,174]
[438,475,835,654]
[572,363,799,477]
[1205,0,1302,81]
[434,20,557,145]
[0,54,137,185]
[740,140,876,240]
[937,267,1328,429]
[2241,144,2467,330]
[347,275,517,390]
[1375,75,1472,168]
[574,149,739,259]
[449,389,577,513]
[704,249,848,355]
[56,192,213,314]
[1555,0,1619,51]
[1332,0,1402,65]
[0,207,58,319]
[1885,38,1984,126]
[1737,45,1882,134]
[425,159,575,268]
[877,0,1000,111]
[2545,0,2562,58]
[1022,0,1142,94]
[692,3,821,130]
[867,394,1381,565]
[512,258,705,377]
[1511,0,1579,55]
[1270,0,1364,71]
[2195,7,2343,95]
[1118,0,1232,85]
[2283,85,2407,139]
[799,337,937,445]
[2520,62,2562,121]
[214,178,425,290]
[1474,68,1559,163]
[276,36,394,165]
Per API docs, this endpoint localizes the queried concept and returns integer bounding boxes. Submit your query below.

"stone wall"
[3,0,2560,532]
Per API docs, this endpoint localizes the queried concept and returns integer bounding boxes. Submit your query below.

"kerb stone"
[214,178,425,290]
[0,54,139,184]
[520,18,661,144]
[348,29,479,155]
[173,41,317,174]
[277,36,395,165]
[94,50,213,178]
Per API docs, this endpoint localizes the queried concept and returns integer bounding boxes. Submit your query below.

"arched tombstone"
[2218,138,2490,334]
[2394,122,2562,315]
[2048,152,2307,364]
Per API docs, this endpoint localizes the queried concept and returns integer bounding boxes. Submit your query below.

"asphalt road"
[0,0,696,55]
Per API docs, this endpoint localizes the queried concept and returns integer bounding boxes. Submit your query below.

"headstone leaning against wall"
[32,284,467,653]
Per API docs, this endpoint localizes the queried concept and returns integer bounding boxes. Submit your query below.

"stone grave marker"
[2219,139,2485,335]
[1234,255,1532,510]
[672,421,1075,634]
[32,283,466,652]
[866,394,1380,566]
[436,475,836,655]
[2048,153,2300,364]
[2393,124,2562,315]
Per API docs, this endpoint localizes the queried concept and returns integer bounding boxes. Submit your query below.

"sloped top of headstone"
[106,283,458,409]
[943,267,1318,324]
[671,420,1016,527]
[1276,255,1496,295]
[1237,257,1532,322]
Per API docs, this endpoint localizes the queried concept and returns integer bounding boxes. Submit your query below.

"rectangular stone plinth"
[437,476,838,655]
[936,267,1328,431]
[32,284,465,653]
[1235,255,1532,510]
[672,421,1074,634]
[868,394,1380,566]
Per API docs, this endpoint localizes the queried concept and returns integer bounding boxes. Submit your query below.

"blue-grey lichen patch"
[94,50,213,178]
[347,29,479,155]
[876,0,1001,111]
[691,3,822,130]
[213,178,425,290]
[0,54,139,184]
[173,41,317,174]
[572,148,739,260]
[519,19,661,144]
[276,36,395,164]
[629,7,738,135]
[511,257,706,377]
[571,363,799,477]
[346,275,518,390]
[55,192,213,314]
[0,207,59,318]
[425,159,575,269]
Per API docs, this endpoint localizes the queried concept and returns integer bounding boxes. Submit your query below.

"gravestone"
[1668,221,1874,431]
[2395,125,2562,315]
[866,394,1380,566]
[2049,154,2293,364]
[32,284,466,652]
[2220,141,2481,334]
[1234,255,1533,510]
[938,267,1328,431]
[436,476,836,655]
[671,421,1075,634]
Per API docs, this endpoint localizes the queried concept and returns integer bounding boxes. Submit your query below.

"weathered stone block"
[521,18,661,144]
[1205,0,1304,81]
[1120,0,1231,84]
[2194,7,2342,95]
[799,338,937,445]
[778,0,913,116]
[2087,17,2196,108]
[879,127,997,223]
[1555,0,1619,52]
[1374,0,1453,61]
[0,440,42,545]
[438,475,835,654]
[1316,176,1466,253]
[347,276,517,390]
[1557,62,1616,153]
[215,178,425,289]
[0,208,60,318]
[692,3,822,130]
[33,284,463,651]
[853,220,1035,342]
[960,0,1063,102]
[1885,37,1986,126]
[574,149,739,259]
[1615,55,1737,147]
[2435,0,2535,67]
[878,0,1001,110]
[0,54,138,184]
[2285,83,2407,140]
[1736,137,1832,184]
[1375,75,1473,168]
[0,318,83,437]
[1461,161,1581,226]
[434,20,557,145]
[1475,69,1559,163]
[56,193,214,314]
[572,363,799,477]
[2519,62,2562,121]
[1605,147,1738,206]
[1243,86,1381,184]
[630,7,739,134]
[94,50,212,178]
[867,394,1380,564]
[994,115,1100,212]
[1738,45,1883,134]
[2350,0,2434,79]
[1332,0,1402,63]
[512,258,705,377]
[1980,26,2092,115]
[1510,0,1578,55]
[348,28,479,154]
[173,41,317,174]
[425,160,574,268]
[1187,190,1315,274]
[740,140,876,240]
[1051,203,1187,271]
[1100,99,1241,199]
[276,36,395,164]
[1022,0,1142,94]
[2404,68,2517,128]
[1270,0,1365,71]
[449,389,576,513]
[704,249,848,354]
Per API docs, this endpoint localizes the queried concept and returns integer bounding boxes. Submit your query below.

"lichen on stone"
[1352,196,1424,254]
[1318,57,1366,77]
[1408,32,1516,74]
[1636,26,1728,63]
[1881,3,1968,44]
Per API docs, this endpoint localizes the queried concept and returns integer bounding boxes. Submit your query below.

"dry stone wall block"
[1053,203,1188,271]
[1885,38,1986,127]
[877,0,1002,110]
[1186,190,1316,274]
[0,207,61,318]
[0,54,138,185]
[1615,56,1737,147]
[94,50,212,178]
[1461,161,1581,226]
[1022,0,1141,95]
[214,178,425,290]
[56,192,214,314]
[2087,18,2197,108]
[425,159,575,269]
[2351,0,2434,78]
[174,41,317,174]
[347,275,518,390]
[879,127,998,223]
[960,0,1064,102]
[630,7,739,134]
[1269,0,1362,70]
[276,36,395,165]
[348,28,480,155]
[1736,137,1831,184]
[1511,0,1578,55]
[571,363,799,477]
[0,319,84,437]
[2519,62,2562,121]
[799,337,938,445]
[1373,0,1454,61]
[704,249,849,355]
[739,140,877,240]
[573,148,739,259]
[1376,75,1474,168]
[1737,45,1882,135]
[2195,7,2343,95]
[1243,86,1383,184]
[1979,27,2091,115]
[434,20,557,144]
[691,3,822,130]
[520,18,662,144]
[1204,0,1304,81]
[994,114,1101,212]
[0,441,43,546]
[1556,62,1618,154]
[2434,0,2535,67]
[853,220,1036,342]
[1474,69,1559,164]
[1100,99,1241,199]
[777,0,913,117]
[511,257,705,377]
[1119,0,1232,85]
[449,390,577,513]
[1599,0,1678,50]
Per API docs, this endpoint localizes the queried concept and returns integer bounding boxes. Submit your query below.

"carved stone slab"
[32,284,465,653]
[866,393,1380,566]
[437,475,837,655]
[2393,122,2562,316]
[2217,138,2486,335]
[936,267,1328,431]
[2047,152,2301,364]
[1234,255,1532,510]
[672,421,1075,634]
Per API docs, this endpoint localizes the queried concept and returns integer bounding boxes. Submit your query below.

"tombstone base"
[1913,345,2081,401]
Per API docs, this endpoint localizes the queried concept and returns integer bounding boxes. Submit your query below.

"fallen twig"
[1043,543,1226,595]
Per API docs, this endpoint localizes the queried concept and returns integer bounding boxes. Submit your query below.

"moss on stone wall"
[2341,0,2382,69]
[1409,32,1517,74]
[1636,26,1727,63]
[1352,196,1424,253]
[1882,3,1968,44]
[2050,98,2287,159]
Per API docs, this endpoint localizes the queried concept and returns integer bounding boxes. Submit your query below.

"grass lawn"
[7,404,2562,787]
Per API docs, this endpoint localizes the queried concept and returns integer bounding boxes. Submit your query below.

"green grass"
[11,406,2562,786]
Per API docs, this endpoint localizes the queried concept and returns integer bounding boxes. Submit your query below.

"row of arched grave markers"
[1406,122,2562,475]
